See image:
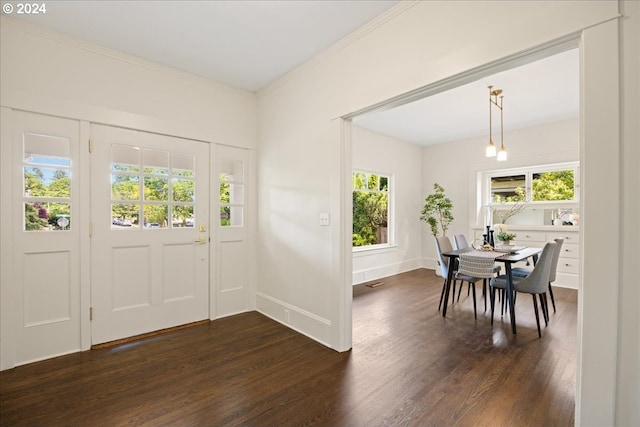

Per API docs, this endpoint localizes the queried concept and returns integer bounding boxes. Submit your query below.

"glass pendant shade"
[497,146,507,161]
[486,140,497,157]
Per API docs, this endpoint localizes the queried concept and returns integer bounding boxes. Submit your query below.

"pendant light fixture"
[487,85,507,161]
[486,85,496,157]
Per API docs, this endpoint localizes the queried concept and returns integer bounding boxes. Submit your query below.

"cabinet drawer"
[560,243,579,259]
[515,231,546,244]
[546,231,579,243]
[557,257,580,274]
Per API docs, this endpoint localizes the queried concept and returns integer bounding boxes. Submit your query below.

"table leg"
[505,262,517,334]
[442,257,456,317]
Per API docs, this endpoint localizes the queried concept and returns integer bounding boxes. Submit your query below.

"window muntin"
[352,171,390,248]
[22,133,72,231]
[110,145,195,229]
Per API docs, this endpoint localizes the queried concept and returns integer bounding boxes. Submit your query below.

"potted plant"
[420,183,453,237]
[495,224,516,245]
[421,183,454,277]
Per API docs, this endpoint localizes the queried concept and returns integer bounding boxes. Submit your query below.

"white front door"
[90,125,209,344]
[5,111,82,365]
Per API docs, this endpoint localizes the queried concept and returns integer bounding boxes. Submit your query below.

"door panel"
[9,111,81,365]
[90,125,209,344]
[214,145,250,317]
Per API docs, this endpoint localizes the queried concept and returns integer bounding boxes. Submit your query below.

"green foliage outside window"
[532,170,574,201]
[24,167,71,230]
[353,172,389,247]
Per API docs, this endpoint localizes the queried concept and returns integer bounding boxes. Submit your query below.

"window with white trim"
[482,162,579,226]
[352,171,391,248]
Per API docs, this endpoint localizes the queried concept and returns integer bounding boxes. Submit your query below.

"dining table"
[440,246,542,334]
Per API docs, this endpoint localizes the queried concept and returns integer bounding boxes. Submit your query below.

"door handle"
[194,237,208,244]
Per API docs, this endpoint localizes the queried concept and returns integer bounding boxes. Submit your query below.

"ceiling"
[354,48,580,146]
[5,0,399,92]
[5,1,579,145]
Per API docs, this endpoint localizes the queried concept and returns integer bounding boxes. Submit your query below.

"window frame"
[484,162,579,207]
[352,169,393,251]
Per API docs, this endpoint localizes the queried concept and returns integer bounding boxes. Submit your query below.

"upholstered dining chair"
[456,253,499,319]
[510,238,564,313]
[490,241,557,338]
[435,236,458,311]
[454,233,501,311]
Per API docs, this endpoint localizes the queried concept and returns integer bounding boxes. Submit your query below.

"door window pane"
[172,152,195,177]
[111,175,140,200]
[111,203,138,228]
[172,206,194,227]
[143,149,169,175]
[220,206,242,227]
[23,134,72,231]
[220,159,244,182]
[24,202,70,231]
[111,145,139,172]
[144,177,168,201]
[143,204,168,228]
[173,179,195,202]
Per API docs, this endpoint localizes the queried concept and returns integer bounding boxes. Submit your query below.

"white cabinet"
[472,226,580,289]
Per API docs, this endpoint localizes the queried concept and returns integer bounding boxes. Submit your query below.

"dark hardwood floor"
[0,269,577,426]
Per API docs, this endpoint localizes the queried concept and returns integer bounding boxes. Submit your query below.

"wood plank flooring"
[0,269,576,426]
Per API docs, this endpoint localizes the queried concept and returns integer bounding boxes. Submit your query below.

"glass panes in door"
[219,159,244,227]
[23,133,72,231]
[110,145,196,229]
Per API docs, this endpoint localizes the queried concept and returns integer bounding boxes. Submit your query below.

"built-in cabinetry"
[472,226,580,289]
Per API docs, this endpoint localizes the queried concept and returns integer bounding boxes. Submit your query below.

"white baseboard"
[255,292,333,348]
[352,257,426,285]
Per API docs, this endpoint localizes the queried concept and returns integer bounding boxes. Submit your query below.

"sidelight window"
[23,133,72,231]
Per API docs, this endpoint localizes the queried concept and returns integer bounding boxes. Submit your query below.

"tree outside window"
[352,171,390,247]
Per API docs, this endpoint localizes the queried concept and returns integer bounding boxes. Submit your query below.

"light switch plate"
[319,213,330,226]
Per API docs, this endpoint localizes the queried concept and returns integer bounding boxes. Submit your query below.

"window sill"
[352,244,398,256]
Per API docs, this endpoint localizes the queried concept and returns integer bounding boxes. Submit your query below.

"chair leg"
[490,287,496,325]
[539,294,549,325]
[548,282,557,313]
[471,282,477,320]
[482,279,487,312]
[438,279,446,311]
[532,294,542,338]
[457,281,464,302]
[451,280,457,305]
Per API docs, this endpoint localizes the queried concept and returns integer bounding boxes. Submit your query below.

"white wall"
[0,18,257,148]
[420,118,580,271]
[256,1,638,425]
[351,126,423,285]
